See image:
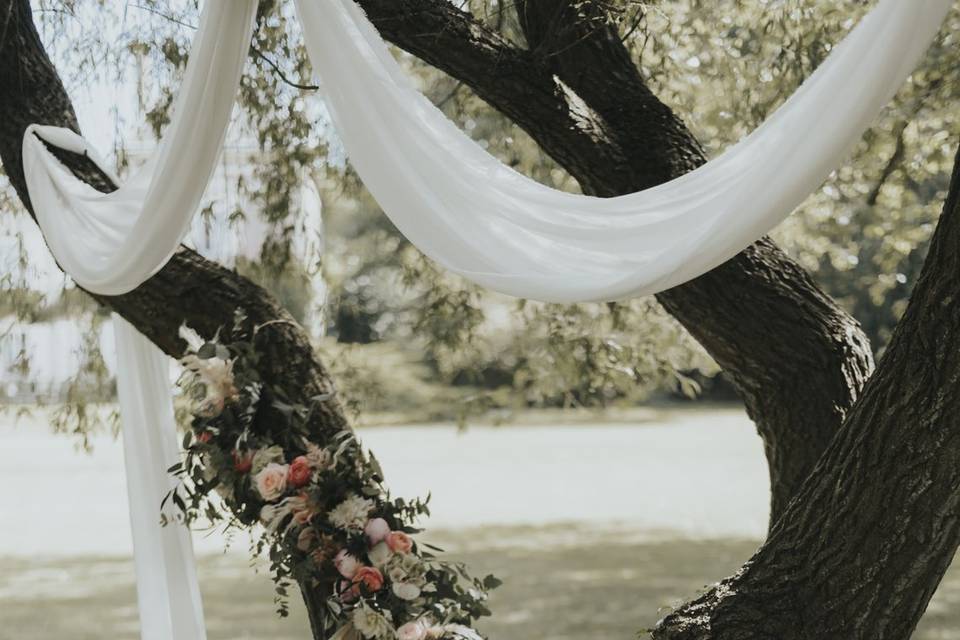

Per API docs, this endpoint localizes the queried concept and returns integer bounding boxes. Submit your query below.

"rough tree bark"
[651,141,960,640]
[1,0,954,639]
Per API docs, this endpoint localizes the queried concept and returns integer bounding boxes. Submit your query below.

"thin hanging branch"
[250,45,320,92]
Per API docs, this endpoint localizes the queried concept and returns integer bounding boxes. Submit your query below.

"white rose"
[392,582,421,601]
[368,542,393,567]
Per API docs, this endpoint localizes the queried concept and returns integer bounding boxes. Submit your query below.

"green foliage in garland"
[171,315,497,638]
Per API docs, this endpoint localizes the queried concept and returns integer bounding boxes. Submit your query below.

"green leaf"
[482,574,503,590]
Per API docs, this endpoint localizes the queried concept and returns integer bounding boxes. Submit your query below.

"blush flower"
[364,518,391,546]
[397,621,427,640]
[254,463,289,501]
[386,531,413,554]
[288,456,312,488]
[286,494,313,527]
[352,566,385,594]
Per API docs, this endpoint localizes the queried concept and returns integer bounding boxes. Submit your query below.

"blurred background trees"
[2,0,957,428]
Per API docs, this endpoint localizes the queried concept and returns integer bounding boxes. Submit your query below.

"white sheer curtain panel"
[22,2,258,639]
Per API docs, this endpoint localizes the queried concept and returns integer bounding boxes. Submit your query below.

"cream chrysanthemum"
[352,603,394,639]
[327,494,374,531]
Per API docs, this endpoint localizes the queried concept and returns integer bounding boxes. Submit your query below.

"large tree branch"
[652,140,960,640]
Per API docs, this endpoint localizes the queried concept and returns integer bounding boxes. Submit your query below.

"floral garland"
[170,315,499,640]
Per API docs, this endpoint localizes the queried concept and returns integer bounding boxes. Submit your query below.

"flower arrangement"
[169,317,499,639]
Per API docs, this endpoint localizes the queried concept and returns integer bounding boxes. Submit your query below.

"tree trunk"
[651,143,960,639]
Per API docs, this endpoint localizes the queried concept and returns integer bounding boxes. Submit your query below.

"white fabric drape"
[294,0,953,303]
[20,0,952,637]
[22,2,258,639]
[22,3,258,296]
[115,318,208,640]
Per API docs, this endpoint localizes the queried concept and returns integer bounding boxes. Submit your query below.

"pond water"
[1,406,957,639]
[0,406,769,556]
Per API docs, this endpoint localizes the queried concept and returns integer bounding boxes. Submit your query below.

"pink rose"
[288,456,312,488]
[352,566,385,594]
[364,518,391,545]
[397,621,427,640]
[334,549,360,579]
[254,463,289,501]
[386,531,413,554]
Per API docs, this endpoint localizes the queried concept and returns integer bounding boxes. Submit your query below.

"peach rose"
[386,531,413,554]
[364,518,391,545]
[334,549,360,579]
[397,621,427,640]
[288,456,312,488]
[254,463,289,501]
[352,566,385,594]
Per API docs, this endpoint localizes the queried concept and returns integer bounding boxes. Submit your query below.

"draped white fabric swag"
[24,3,258,639]
[20,0,953,637]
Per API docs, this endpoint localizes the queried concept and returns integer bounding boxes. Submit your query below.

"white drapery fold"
[23,2,258,296]
[115,317,208,640]
[23,2,258,639]
[19,0,953,637]
[294,0,953,303]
